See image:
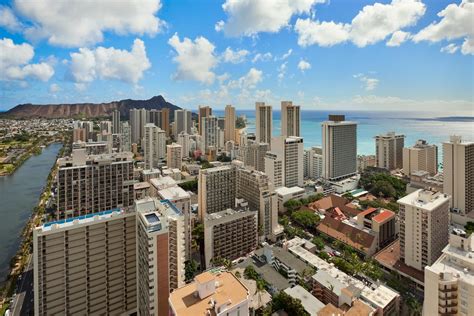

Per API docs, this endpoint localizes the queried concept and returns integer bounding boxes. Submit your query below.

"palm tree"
[255,279,266,312]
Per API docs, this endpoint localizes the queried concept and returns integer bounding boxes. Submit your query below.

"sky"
[0,0,473,113]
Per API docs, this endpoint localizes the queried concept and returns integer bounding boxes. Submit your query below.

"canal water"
[0,143,61,282]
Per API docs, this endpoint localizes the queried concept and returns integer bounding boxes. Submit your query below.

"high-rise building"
[112,109,121,134]
[255,102,272,145]
[443,135,474,215]
[224,104,236,142]
[120,121,131,152]
[177,132,190,158]
[264,151,283,188]
[201,115,219,151]
[160,108,170,136]
[322,115,357,181]
[270,136,304,187]
[33,209,137,315]
[239,141,269,172]
[198,105,212,135]
[135,198,186,315]
[173,109,192,136]
[398,189,450,271]
[375,132,405,170]
[236,167,279,241]
[204,208,258,268]
[198,165,236,220]
[423,230,474,316]
[149,109,161,127]
[304,147,323,180]
[402,139,438,176]
[73,128,86,142]
[281,101,301,137]
[56,149,134,219]
[357,155,376,172]
[144,123,166,169]
[167,143,182,170]
[100,120,112,134]
[169,270,250,316]
[130,108,149,144]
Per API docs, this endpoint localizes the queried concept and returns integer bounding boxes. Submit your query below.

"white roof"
[284,285,324,316]
[158,186,190,200]
[149,176,177,190]
[275,186,305,196]
[397,189,450,211]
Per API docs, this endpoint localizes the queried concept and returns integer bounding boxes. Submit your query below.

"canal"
[0,143,61,282]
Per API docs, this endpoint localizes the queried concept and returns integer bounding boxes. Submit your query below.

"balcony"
[439,286,458,293]
[439,301,457,308]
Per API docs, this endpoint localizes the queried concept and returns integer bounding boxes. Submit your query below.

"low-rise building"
[284,285,325,316]
[275,186,305,213]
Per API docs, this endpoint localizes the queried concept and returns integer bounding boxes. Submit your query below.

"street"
[11,255,34,316]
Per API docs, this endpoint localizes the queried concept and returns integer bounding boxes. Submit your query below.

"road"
[11,255,34,316]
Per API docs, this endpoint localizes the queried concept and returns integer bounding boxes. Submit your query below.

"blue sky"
[0,0,473,113]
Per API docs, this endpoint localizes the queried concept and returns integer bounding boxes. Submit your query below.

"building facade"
[255,102,272,145]
[403,139,438,176]
[281,101,301,137]
[271,136,304,188]
[304,146,323,180]
[224,104,236,142]
[166,143,182,170]
[375,132,405,170]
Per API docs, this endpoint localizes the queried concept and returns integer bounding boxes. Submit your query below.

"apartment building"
[173,109,192,137]
[375,132,405,170]
[356,207,397,249]
[198,105,212,135]
[304,146,323,180]
[144,123,166,169]
[398,189,450,271]
[135,198,186,316]
[204,208,258,268]
[239,141,269,172]
[423,229,474,316]
[255,102,272,145]
[236,167,280,241]
[281,101,301,137]
[201,115,220,151]
[197,165,236,220]
[322,115,357,181]
[33,209,137,315]
[166,143,182,170]
[169,270,250,316]
[177,132,190,158]
[56,149,135,219]
[443,135,474,216]
[265,151,283,188]
[224,104,236,142]
[402,139,438,176]
[271,136,304,188]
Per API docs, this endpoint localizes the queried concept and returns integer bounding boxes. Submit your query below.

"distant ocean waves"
[409,116,474,122]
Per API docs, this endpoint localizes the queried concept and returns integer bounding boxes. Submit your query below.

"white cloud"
[74,83,87,91]
[295,19,350,47]
[354,73,379,91]
[386,30,411,47]
[0,38,54,82]
[69,38,150,85]
[228,68,263,89]
[413,1,473,42]
[15,0,165,47]
[49,83,60,93]
[0,6,22,32]
[217,0,324,37]
[277,62,287,81]
[168,33,218,85]
[252,52,272,63]
[280,49,293,60]
[222,47,249,64]
[440,43,459,54]
[461,37,474,55]
[295,0,425,48]
[350,0,425,47]
[297,59,311,72]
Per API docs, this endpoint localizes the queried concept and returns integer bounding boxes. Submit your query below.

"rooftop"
[284,285,325,316]
[397,189,450,211]
[149,176,177,190]
[40,208,123,232]
[275,186,305,196]
[169,271,248,316]
[158,186,191,200]
[134,181,150,190]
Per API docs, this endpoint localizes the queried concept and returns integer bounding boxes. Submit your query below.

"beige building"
[224,104,236,142]
[375,132,405,170]
[198,105,212,135]
[304,146,323,180]
[322,115,357,181]
[236,167,280,241]
[443,135,474,216]
[56,149,135,219]
[166,143,182,170]
[239,141,269,172]
[357,154,376,172]
[281,101,301,137]
[423,230,474,316]
[135,198,186,316]
[398,189,450,271]
[73,128,86,142]
[402,139,438,176]
[255,102,272,145]
[265,151,283,188]
[204,208,258,268]
[198,165,236,220]
[270,136,304,188]
[33,209,137,315]
[169,270,250,316]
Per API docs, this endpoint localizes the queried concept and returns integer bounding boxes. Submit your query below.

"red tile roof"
[317,217,375,252]
[372,209,395,223]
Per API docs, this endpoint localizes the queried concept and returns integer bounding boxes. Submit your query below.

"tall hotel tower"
[281,101,300,137]
[255,102,272,145]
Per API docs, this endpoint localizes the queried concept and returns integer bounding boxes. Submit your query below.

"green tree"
[184,259,198,282]
[312,236,325,251]
[235,116,246,129]
[291,209,320,228]
[178,179,198,192]
[271,291,310,316]
[283,199,302,213]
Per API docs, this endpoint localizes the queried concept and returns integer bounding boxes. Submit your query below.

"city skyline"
[1,0,473,112]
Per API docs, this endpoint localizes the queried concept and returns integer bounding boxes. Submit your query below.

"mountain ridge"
[1,95,184,120]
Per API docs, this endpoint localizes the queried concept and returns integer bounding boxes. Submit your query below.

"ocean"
[214,110,474,156]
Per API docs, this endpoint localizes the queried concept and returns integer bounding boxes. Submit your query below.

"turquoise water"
[216,110,474,155]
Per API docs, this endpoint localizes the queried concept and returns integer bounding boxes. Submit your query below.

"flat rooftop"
[158,186,190,200]
[169,271,248,316]
[40,208,123,232]
[397,189,450,211]
[275,186,305,196]
[284,285,324,316]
